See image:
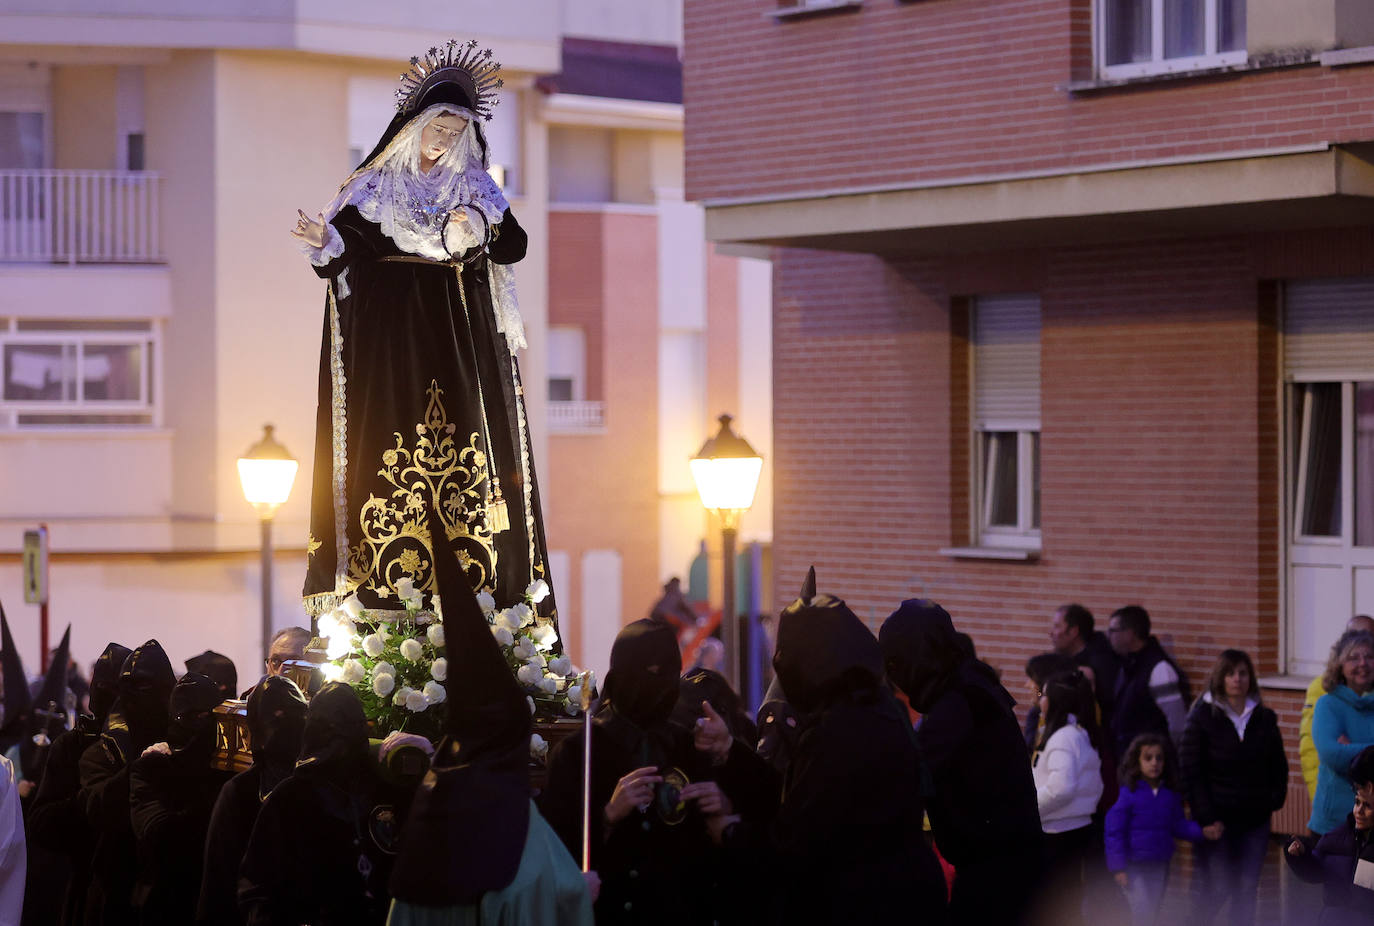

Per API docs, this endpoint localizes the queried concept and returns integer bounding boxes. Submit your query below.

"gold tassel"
[488,478,510,534]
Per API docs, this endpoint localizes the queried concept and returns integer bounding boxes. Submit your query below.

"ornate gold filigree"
[346,380,499,597]
[306,533,322,559]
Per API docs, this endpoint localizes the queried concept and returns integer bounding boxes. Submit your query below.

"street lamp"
[690,413,763,690]
[237,424,298,660]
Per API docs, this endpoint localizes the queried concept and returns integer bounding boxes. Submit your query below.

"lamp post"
[690,414,763,691]
[237,424,299,659]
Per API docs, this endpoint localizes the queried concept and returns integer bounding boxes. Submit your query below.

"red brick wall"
[684,0,1374,202]
[549,210,606,401]
[770,228,1374,798]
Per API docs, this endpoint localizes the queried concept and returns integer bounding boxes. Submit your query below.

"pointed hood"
[0,603,31,743]
[602,618,682,729]
[28,624,72,741]
[389,498,530,906]
[294,681,369,776]
[88,642,133,724]
[771,567,883,715]
[166,670,223,756]
[755,674,799,773]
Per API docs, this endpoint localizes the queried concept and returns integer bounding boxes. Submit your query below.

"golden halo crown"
[395,39,503,121]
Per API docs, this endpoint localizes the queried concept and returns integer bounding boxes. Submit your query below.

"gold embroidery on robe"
[346,380,499,596]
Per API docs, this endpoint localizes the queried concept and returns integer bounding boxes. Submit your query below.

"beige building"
[0,1,769,685]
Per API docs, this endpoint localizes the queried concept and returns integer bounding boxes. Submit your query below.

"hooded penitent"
[772,567,885,716]
[20,624,73,781]
[603,619,682,729]
[87,641,134,729]
[166,671,223,757]
[103,639,176,764]
[0,602,31,750]
[185,651,237,700]
[246,676,308,799]
[879,598,1006,714]
[755,675,799,774]
[672,667,755,744]
[294,681,369,777]
[389,497,532,905]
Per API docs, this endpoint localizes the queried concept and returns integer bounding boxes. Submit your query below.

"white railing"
[0,170,162,264]
[548,400,605,433]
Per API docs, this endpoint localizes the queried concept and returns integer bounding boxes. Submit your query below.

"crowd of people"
[0,583,1372,924]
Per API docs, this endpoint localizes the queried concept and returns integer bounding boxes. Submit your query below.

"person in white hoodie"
[1032,669,1105,926]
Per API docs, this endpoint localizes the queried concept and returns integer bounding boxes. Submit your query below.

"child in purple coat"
[1105,733,1221,926]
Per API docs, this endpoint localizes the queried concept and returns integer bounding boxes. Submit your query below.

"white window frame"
[0,319,161,428]
[1096,0,1247,81]
[971,295,1042,551]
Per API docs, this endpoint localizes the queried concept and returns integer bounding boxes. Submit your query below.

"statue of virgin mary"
[293,41,556,624]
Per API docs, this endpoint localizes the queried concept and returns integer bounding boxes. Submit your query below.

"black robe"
[301,204,555,617]
[26,724,97,926]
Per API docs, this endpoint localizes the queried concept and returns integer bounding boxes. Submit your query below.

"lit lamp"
[237,424,299,659]
[690,414,763,690]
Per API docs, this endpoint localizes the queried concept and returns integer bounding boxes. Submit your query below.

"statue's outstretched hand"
[292,209,327,249]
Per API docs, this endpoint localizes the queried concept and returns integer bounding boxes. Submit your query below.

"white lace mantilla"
[309,102,526,353]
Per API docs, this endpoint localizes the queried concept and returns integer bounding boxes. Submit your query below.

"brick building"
[685,0,1374,825]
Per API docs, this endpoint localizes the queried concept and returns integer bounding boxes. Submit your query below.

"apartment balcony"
[548,400,606,434]
[0,170,162,264]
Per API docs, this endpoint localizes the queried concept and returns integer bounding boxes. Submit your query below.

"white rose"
[341,594,365,619]
[361,633,386,658]
[493,626,514,647]
[512,638,534,661]
[336,615,358,640]
[525,579,550,604]
[548,655,573,677]
[527,696,536,715]
[530,733,548,761]
[392,686,414,707]
[497,608,522,632]
[511,602,534,628]
[517,663,544,687]
[427,624,445,648]
[372,673,396,697]
[539,676,558,694]
[325,634,352,660]
[405,689,429,712]
[340,658,366,685]
[400,638,423,662]
[476,590,496,614]
[318,611,342,639]
[530,622,558,649]
[565,685,583,712]
[524,649,547,669]
[374,661,396,678]
[431,657,448,682]
[320,663,344,683]
[422,680,446,705]
[395,576,415,600]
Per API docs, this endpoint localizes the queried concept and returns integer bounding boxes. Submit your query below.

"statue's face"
[420,112,469,164]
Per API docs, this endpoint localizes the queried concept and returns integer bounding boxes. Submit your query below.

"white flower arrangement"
[318,580,585,741]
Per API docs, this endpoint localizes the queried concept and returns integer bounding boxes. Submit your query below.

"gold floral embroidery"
[346,380,498,596]
[306,533,322,559]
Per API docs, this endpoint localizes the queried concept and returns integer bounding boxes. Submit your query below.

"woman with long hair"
[1031,669,1104,926]
[1309,630,1374,835]
[1179,648,1288,924]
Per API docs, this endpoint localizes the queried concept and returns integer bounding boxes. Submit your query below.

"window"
[1099,0,1246,79]
[972,295,1041,548]
[0,319,159,427]
[1284,278,1374,675]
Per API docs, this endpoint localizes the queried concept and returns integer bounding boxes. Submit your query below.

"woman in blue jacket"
[1311,630,1374,835]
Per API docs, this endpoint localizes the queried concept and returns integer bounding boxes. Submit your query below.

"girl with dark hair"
[1031,670,1103,925]
[1180,648,1288,925]
[1105,733,1216,926]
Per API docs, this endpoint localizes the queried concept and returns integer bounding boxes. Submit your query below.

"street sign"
[23,527,48,605]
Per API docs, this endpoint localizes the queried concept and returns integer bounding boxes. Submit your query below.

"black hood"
[603,618,682,729]
[755,675,800,774]
[880,598,1003,714]
[357,68,491,172]
[672,667,754,743]
[389,495,530,906]
[89,641,133,724]
[101,639,175,763]
[27,624,72,742]
[295,681,369,777]
[166,671,223,756]
[0,602,31,743]
[772,567,884,715]
[185,650,237,700]
[247,675,308,798]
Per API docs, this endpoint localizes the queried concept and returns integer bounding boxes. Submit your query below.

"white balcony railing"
[548,400,605,433]
[0,170,162,264]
